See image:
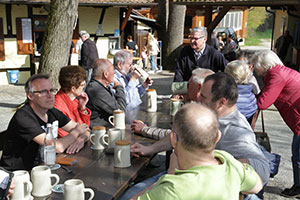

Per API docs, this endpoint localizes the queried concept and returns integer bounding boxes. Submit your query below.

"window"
[219,11,243,31]
[16,18,34,55]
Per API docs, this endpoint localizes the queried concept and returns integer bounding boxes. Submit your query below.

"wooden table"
[49,100,172,200]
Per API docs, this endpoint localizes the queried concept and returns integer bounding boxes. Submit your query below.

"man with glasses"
[0,74,90,170]
[113,50,152,111]
[174,26,228,82]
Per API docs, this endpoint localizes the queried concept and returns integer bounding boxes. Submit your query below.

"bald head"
[173,103,219,153]
[92,59,114,85]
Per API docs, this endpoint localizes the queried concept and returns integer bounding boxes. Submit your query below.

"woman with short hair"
[54,65,91,138]
[252,50,300,198]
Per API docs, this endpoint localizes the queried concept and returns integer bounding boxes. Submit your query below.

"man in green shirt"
[133,103,263,200]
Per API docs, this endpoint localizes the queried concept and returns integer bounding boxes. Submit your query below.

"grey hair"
[173,102,219,153]
[251,50,283,70]
[190,26,207,37]
[225,60,251,84]
[113,50,133,68]
[92,59,112,79]
[79,30,90,39]
[25,73,50,94]
[191,68,214,84]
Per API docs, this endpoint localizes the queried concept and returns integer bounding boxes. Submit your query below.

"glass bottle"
[44,123,56,168]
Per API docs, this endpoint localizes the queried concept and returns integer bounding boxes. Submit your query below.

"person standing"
[252,50,300,198]
[125,35,138,57]
[275,30,293,66]
[80,30,99,84]
[147,33,160,74]
[174,26,228,82]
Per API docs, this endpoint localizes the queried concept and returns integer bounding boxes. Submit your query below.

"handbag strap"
[261,110,265,133]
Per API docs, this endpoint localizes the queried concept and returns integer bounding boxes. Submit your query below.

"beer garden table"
[48,99,172,200]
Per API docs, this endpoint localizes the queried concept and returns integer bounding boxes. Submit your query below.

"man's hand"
[75,123,90,136]
[143,77,153,88]
[131,120,146,134]
[78,92,89,111]
[131,142,154,157]
[66,136,85,154]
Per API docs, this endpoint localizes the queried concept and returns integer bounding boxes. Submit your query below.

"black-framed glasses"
[32,88,58,96]
[189,36,204,41]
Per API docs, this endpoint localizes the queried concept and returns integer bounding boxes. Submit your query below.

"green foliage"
[248,7,267,30]
[245,29,272,46]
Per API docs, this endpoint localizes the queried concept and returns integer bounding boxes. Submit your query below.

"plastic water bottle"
[44,123,56,168]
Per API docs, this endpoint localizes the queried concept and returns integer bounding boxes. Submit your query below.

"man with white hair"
[113,50,152,111]
[86,59,126,127]
[174,26,228,82]
[80,30,99,84]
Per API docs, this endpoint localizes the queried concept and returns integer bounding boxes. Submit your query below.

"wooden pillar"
[205,6,212,44]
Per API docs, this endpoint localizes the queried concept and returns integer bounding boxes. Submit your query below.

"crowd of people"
[1,26,299,199]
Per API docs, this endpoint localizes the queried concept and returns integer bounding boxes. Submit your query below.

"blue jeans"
[292,134,300,186]
[244,194,262,200]
[150,55,156,71]
[117,171,166,200]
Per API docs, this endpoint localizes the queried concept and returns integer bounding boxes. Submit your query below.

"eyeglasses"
[189,36,204,41]
[32,88,58,96]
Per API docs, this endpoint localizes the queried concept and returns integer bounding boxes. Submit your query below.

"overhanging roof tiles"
[0,0,157,6]
[172,0,300,6]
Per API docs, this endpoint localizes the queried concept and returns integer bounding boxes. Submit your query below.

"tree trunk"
[164,2,186,70]
[38,0,79,88]
[157,0,169,67]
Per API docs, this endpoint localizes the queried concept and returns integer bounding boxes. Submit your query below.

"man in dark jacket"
[86,59,126,127]
[174,26,228,82]
[80,30,99,84]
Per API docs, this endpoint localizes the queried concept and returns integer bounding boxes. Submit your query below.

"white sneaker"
[148,70,155,74]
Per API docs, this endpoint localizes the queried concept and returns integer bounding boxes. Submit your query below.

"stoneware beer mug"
[146,89,157,112]
[170,98,184,116]
[31,165,60,197]
[63,179,94,200]
[108,109,125,129]
[11,170,33,200]
[114,140,131,168]
[102,128,122,148]
[134,65,149,82]
[90,126,106,150]
[171,81,189,95]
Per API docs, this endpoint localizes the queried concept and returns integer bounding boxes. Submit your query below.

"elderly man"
[174,26,228,82]
[113,50,152,111]
[0,74,90,170]
[80,30,99,84]
[131,72,269,200]
[86,59,126,127]
[133,103,263,200]
[131,68,214,140]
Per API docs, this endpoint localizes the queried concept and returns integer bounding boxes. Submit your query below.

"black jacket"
[81,39,99,70]
[174,45,228,82]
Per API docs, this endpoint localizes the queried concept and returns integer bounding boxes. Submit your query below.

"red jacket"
[257,64,300,135]
[54,90,91,137]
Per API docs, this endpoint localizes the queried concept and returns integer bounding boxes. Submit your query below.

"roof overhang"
[171,0,300,6]
[0,0,158,7]
[130,14,159,28]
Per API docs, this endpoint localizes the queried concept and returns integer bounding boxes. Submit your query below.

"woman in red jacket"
[54,65,91,138]
[252,50,300,198]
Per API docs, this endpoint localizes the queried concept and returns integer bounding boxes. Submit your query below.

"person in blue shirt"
[113,50,152,111]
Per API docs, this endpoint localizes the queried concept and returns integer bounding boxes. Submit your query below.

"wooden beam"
[121,6,133,31]
[204,5,212,28]
[94,7,107,42]
[207,5,232,33]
